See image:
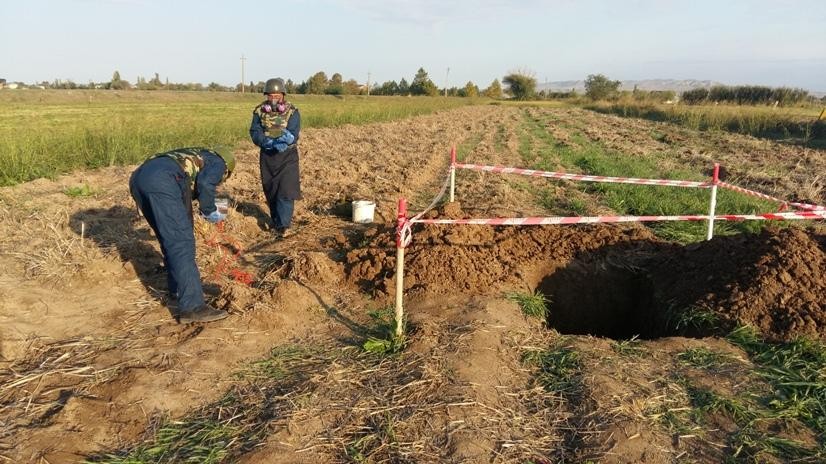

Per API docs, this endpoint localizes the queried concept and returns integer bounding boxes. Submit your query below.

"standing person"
[129,146,236,323]
[250,77,301,238]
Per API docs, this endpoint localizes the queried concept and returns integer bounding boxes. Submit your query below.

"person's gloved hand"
[261,137,277,150]
[262,130,295,152]
[202,210,226,223]
[279,130,295,145]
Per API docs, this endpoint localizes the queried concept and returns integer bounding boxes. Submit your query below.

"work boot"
[275,227,292,239]
[178,304,228,323]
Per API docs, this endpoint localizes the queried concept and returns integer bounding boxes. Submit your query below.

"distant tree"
[584,74,621,100]
[483,79,502,99]
[459,81,479,98]
[285,79,297,93]
[342,79,362,95]
[378,80,399,95]
[305,71,328,94]
[398,78,410,95]
[110,70,130,90]
[326,72,344,95]
[149,72,163,88]
[503,72,537,100]
[410,68,439,96]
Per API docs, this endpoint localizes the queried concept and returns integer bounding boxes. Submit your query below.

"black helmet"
[264,78,286,94]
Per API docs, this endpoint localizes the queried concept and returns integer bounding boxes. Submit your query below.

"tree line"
[13,68,503,98]
[9,69,820,106]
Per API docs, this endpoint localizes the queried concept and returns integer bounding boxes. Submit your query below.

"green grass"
[613,335,646,357]
[505,290,549,319]
[233,345,317,380]
[454,131,484,162]
[727,326,826,438]
[686,384,758,425]
[522,344,582,394]
[362,307,406,356]
[667,305,721,334]
[0,90,477,186]
[345,413,399,463]
[677,347,732,369]
[493,122,508,152]
[88,343,336,463]
[89,417,238,464]
[63,183,98,197]
[655,326,826,461]
[585,101,826,147]
[519,109,779,242]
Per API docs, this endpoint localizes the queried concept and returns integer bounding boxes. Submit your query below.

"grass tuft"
[677,347,732,369]
[63,183,98,197]
[613,335,646,357]
[667,305,720,333]
[506,290,549,319]
[523,344,582,394]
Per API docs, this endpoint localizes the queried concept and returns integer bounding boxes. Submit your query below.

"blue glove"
[279,130,296,145]
[202,210,226,223]
[262,130,295,152]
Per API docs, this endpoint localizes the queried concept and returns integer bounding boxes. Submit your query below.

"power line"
[240,54,246,93]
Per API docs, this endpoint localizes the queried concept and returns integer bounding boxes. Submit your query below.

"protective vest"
[147,147,205,190]
[255,101,297,141]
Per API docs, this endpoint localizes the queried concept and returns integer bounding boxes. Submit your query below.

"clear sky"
[1,0,824,91]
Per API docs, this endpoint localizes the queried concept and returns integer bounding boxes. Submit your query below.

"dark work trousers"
[129,157,205,312]
[259,145,301,229]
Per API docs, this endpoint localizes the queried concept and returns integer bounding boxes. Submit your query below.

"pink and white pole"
[706,163,720,241]
[449,146,457,203]
[394,198,408,337]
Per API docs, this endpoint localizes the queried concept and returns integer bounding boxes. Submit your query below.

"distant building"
[0,78,6,89]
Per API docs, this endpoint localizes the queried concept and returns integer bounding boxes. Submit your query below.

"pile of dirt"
[643,227,826,342]
[346,204,826,342]
[344,211,658,297]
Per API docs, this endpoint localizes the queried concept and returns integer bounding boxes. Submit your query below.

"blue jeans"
[129,157,205,312]
[273,197,294,229]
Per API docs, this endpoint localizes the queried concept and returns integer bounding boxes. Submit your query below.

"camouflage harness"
[255,101,297,143]
[147,147,208,190]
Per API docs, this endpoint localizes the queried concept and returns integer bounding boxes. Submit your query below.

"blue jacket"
[194,150,227,215]
[249,107,301,153]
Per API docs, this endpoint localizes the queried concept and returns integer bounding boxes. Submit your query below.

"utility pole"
[444,67,450,97]
[240,54,246,93]
[367,71,371,96]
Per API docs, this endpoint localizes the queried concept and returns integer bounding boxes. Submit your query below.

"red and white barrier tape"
[396,153,825,247]
[409,210,826,226]
[454,162,710,188]
[717,181,825,212]
[399,169,453,247]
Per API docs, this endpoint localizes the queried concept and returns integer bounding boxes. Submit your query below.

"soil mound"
[346,204,826,342]
[643,227,826,342]
[345,218,657,296]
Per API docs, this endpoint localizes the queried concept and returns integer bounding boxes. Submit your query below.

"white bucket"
[215,197,229,215]
[352,200,376,223]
